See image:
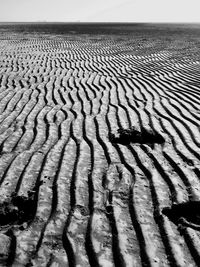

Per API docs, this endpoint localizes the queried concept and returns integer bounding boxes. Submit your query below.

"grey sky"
[0,0,199,22]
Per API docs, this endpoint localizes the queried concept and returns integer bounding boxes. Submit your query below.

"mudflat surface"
[0,23,200,266]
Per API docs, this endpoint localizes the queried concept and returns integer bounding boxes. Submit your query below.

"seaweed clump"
[109,127,165,146]
[0,192,36,227]
[162,201,200,232]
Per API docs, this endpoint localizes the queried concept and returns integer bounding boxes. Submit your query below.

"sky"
[0,0,199,23]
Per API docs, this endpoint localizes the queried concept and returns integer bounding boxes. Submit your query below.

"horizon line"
[0,21,200,24]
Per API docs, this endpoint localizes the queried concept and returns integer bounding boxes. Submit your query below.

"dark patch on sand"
[109,127,165,146]
[0,194,35,226]
[162,201,200,232]
[0,182,43,228]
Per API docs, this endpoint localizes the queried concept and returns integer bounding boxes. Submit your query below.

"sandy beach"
[0,23,200,266]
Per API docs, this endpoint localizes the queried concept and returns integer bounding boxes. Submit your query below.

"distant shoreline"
[0,22,200,36]
[0,21,200,25]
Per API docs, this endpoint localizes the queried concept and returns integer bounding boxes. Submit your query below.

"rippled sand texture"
[0,23,200,266]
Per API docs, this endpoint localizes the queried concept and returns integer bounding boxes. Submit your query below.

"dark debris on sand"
[109,126,165,146]
[0,182,43,228]
[0,193,35,227]
[162,201,200,233]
